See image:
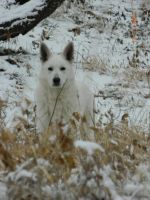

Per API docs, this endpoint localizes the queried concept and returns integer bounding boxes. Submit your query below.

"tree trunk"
[0,0,65,41]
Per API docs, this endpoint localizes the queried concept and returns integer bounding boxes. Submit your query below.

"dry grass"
[82,56,108,74]
[0,117,149,199]
[123,67,148,84]
[0,99,7,132]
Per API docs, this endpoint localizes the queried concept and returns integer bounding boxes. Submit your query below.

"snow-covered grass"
[0,0,150,199]
[0,121,149,199]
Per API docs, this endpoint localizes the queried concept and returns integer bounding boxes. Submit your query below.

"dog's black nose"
[53,77,60,86]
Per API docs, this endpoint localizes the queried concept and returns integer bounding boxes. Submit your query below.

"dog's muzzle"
[53,77,60,86]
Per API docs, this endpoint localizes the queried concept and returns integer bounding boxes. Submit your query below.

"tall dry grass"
[0,114,149,199]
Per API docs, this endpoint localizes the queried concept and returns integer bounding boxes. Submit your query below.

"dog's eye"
[48,67,53,71]
[60,67,66,71]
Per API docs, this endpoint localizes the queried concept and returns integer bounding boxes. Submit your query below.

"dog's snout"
[53,77,60,86]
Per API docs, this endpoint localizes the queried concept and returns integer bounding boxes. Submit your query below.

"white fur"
[35,42,94,133]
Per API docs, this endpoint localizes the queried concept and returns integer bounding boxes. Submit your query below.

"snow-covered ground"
[1,0,150,131]
[0,0,150,199]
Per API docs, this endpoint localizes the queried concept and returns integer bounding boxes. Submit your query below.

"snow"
[100,167,123,200]
[0,0,45,25]
[15,170,37,181]
[74,140,105,155]
[0,182,7,200]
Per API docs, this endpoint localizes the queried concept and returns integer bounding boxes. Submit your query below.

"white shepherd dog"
[35,42,94,133]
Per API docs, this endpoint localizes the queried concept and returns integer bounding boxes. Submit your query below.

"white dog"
[35,42,94,133]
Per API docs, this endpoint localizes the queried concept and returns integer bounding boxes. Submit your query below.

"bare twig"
[49,81,67,124]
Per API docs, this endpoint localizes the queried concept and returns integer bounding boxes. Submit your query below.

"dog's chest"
[47,92,80,122]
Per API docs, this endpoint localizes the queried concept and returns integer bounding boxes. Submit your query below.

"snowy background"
[0,0,150,199]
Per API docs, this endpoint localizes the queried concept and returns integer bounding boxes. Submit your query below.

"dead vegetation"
[0,116,149,199]
[83,56,108,74]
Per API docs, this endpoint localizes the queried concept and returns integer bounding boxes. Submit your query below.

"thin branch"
[49,82,67,124]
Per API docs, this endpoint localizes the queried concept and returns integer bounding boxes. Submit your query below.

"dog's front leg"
[36,103,50,133]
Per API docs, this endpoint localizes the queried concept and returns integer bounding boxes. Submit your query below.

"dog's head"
[40,42,74,88]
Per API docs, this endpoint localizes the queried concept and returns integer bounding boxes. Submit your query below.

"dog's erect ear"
[40,43,51,62]
[63,42,74,62]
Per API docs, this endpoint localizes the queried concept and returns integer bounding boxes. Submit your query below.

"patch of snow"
[37,158,50,167]
[0,0,45,25]
[0,182,7,200]
[74,140,105,155]
[110,139,118,145]
[8,169,37,182]
[100,166,123,200]
[49,135,57,143]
